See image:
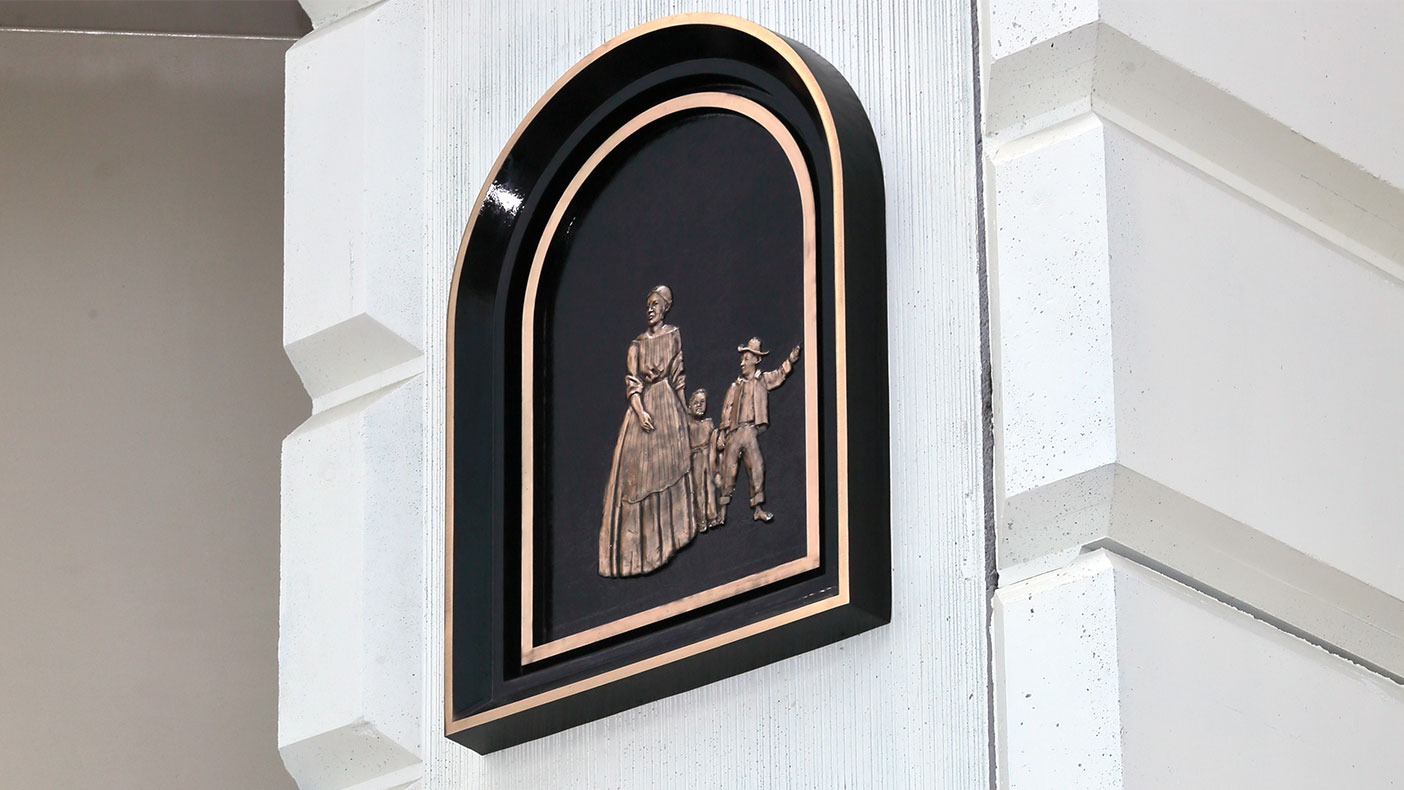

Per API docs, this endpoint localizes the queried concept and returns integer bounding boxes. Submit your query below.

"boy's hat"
[736,337,770,356]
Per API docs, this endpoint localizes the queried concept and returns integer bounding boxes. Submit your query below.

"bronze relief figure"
[598,284,803,577]
[686,389,722,531]
[717,338,800,524]
[598,285,699,577]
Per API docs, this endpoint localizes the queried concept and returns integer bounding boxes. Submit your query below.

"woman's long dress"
[599,325,698,577]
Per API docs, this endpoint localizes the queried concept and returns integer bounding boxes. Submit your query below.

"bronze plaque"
[446,13,889,753]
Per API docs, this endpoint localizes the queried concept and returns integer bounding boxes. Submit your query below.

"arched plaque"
[446,13,888,753]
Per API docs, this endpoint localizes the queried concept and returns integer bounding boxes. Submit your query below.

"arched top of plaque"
[448,12,883,306]
[447,14,887,753]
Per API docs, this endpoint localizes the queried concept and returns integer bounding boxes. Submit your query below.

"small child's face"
[689,392,706,416]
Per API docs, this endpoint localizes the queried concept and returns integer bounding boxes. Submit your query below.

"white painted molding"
[989,113,1114,499]
[983,0,1096,63]
[279,381,425,790]
[279,1,426,788]
[1102,122,1404,602]
[993,550,1123,790]
[983,0,1404,680]
[983,23,1097,147]
[1091,24,1404,286]
[284,313,424,413]
[1002,463,1404,684]
[297,0,382,30]
[982,20,1404,287]
[997,549,1404,789]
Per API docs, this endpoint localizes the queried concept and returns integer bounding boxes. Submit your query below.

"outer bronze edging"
[445,12,887,750]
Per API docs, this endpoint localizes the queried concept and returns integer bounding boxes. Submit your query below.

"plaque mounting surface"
[446,13,889,753]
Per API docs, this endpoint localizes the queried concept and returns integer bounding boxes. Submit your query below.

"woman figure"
[598,285,698,577]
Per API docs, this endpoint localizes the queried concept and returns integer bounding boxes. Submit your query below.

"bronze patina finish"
[718,339,801,524]
[686,389,722,532]
[598,285,698,578]
[597,295,803,575]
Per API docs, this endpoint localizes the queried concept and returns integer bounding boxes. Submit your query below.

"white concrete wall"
[279,2,427,787]
[1105,125,1404,601]
[0,29,302,790]
[281,0,990,787]
[1101,0,1404,190]
[990,115,1115,497]
[985,0,1404,786]
[1113,552,1404,789]
[998,551,1404,790]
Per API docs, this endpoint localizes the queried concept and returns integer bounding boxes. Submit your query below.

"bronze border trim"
[445,11,851,737]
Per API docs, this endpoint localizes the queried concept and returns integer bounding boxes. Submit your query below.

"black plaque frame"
[446,13,888,754]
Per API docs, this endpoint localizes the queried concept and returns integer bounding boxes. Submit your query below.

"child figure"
[686,389,721,531]
[717,337,801,524]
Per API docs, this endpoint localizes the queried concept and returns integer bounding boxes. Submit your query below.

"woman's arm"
[625,342,654,431]
[671,345,686,400]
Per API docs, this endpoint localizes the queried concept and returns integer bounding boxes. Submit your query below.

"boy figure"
[685,389,721,531]
[717,337,801,524]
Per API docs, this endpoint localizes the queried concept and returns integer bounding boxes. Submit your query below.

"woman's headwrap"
[650,284,673,311]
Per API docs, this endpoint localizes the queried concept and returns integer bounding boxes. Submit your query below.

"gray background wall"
[0,29,302,789]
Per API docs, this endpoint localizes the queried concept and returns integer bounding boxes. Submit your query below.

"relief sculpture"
[598,285,800,577]
[717,338,800,524]
[686,389,722,532]
[598,285,699,577]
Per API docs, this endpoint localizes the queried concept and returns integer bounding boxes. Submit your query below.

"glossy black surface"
[449,17,889,753]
